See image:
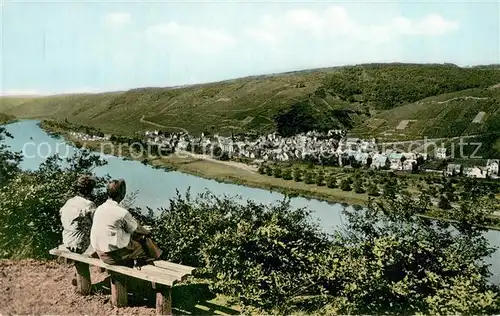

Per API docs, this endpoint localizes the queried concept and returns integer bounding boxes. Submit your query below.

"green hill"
[1,63,499,136]
[354,86,500,140]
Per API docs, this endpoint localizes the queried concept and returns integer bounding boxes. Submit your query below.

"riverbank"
[0,113,17,125]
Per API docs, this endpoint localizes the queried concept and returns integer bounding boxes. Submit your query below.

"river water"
[4,120,500,284]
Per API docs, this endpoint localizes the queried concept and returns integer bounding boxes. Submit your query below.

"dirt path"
[434,96,489,104]
[0,259,156,315]
[140,115,188,133]
[0,259,239,315]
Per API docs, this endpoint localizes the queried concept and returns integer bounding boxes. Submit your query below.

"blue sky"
[1,0,499,95]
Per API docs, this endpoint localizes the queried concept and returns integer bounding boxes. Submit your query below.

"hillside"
[1,63,499,136]
[353,85,500,158]
[355,86,500,139]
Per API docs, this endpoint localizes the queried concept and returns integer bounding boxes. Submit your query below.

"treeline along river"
[5,120,500,285]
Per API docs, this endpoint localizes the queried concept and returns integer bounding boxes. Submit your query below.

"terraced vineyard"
[354,87,500,141]
[1,63,499,138]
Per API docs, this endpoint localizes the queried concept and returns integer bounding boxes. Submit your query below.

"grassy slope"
[353,86,500,157]
[1,64,499,136]
[355,87,500,139]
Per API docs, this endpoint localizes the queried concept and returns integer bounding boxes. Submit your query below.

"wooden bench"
[49,245,196,315]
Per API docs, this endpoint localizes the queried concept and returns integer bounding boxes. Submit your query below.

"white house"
[436,148,447,159]
[446,164,462,176]
[389,153,404,171]
[403,159,417,171]
[486,159,499,176]
[464,166,486,178]
[371,154,390,169]
[177,140,188,151]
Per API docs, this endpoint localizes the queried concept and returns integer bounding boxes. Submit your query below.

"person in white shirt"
[60,175,97,254]
[90,179,162,266]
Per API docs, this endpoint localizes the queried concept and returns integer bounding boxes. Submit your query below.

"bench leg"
[155,285,172,316]
[110,273,128,307]
[74,262,91,295]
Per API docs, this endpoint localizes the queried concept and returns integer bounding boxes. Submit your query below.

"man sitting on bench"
[60,175,97,255]
[90,179,163,267]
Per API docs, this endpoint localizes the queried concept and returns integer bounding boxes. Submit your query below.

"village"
[69,129,500,180]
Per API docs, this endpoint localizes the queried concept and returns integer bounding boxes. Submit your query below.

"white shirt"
[90,199,138,253]
[60,196,96,251]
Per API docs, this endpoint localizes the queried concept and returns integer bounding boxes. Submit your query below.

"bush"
[265,166,273,176]
[304,171,315,184]
[293,168,303,182]
[340,179,352,191]
[438,195,452,210]
[258,165,266,174]
[273,167,282,178]
[202,198,330,312]
[353,180,365,194]
[282,168,293,180]
[326,175,337,188]
[367,183,380,196]
[316,171,325,186]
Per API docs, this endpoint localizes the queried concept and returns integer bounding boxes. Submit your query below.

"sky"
[1,0,499,95]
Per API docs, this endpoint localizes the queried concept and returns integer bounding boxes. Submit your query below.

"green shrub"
[353,180,365,194]
[316,171,325,186]
[326,175,337,188]
[304,171,315,184]
[258,165,266,174]
[202,199,330,312]
[340,179,352,191]
[367,183,380,196]
[282,168,293,180]
[293,168,303,182]
[438,195,452,210]
[265,165,273,176]
[273,167,282,178]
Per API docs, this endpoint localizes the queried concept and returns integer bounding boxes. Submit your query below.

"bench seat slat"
[136,265,189,282]
[49,248,181,286]
[153,260,196,275]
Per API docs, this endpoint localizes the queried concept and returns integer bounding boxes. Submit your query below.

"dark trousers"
[96,235,163,266]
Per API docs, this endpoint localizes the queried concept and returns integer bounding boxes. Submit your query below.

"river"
[4,120,500,284]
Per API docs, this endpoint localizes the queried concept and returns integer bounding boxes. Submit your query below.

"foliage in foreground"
[0,128,500,314]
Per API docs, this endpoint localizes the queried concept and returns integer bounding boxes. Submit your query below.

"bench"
[49,245,196,315]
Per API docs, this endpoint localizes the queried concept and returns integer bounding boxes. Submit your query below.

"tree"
[273,167,283,178]
[326,174,337,188]
[282,169,293,180]
[340,179,352,191]
[366,156,373,168]
[367,183,379,196]
[383,180,398,197]
[334,191,499,315]
[353,179,365,194]
[258,165,266,175]
[293,169,303,182]
[316,171,325,186]
[265,165,273,176]
[438,195,452,210]
[304,171,315,184]
[219,151,230,161]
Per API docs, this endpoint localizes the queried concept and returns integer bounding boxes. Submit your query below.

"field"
[1,64,499,137]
